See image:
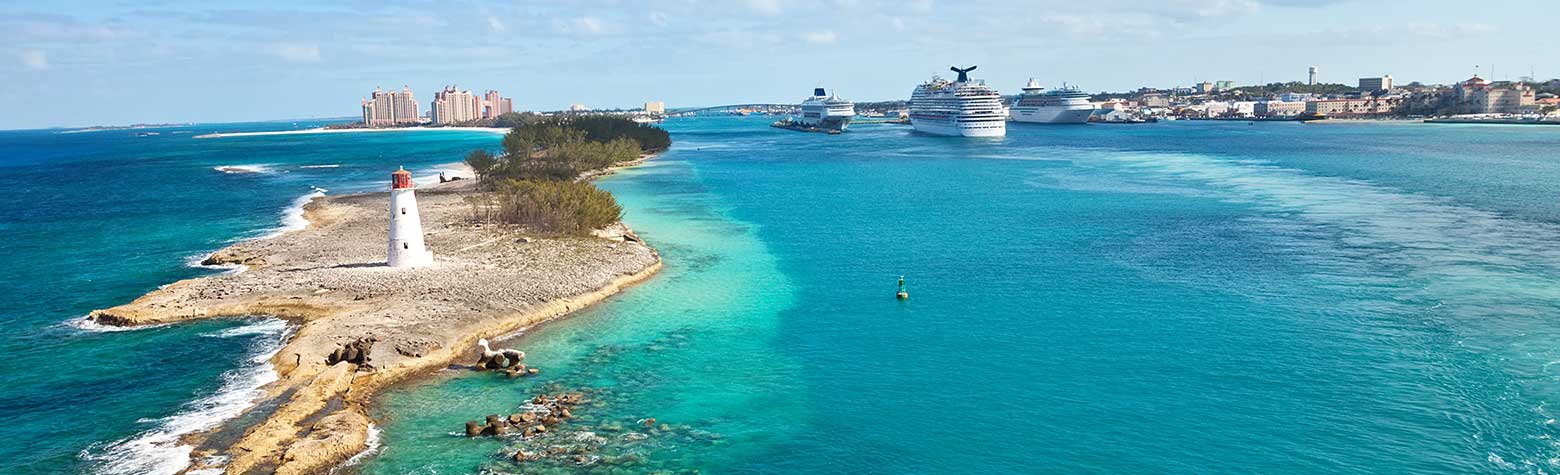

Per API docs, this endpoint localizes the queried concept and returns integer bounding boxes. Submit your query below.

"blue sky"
[2,0,1555,129]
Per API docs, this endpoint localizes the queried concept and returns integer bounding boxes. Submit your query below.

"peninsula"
[88,118,670,474]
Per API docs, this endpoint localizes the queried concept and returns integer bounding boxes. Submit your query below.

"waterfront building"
[1454,76,1535,114]
[1255,101,1306,117]
[1359,75,1393,92]
[431,86,480,125]
[1140,93,1170,108]
[1280,92,1315,103]
[481,90,513,119]
[645,101,666,114]
[361,86,420,127]
[387,167,432,268]
[1305,97,1402,117]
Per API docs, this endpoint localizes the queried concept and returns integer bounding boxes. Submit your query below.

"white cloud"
[20,49,48,70]
[1404,21,1497,38]
[649,11,669,27]
[556,16,607,34]
[890,17,906,31]
[486,15,507,34]
[268,43,321,63]
[745,0,783,15]
[800,30,838,45]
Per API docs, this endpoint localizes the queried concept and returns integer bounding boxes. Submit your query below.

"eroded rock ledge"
[89,179,661,474]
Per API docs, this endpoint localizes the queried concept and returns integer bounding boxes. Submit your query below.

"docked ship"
[908,66,1006,137]
[793,88,855,131]
[1009,79,1095,124]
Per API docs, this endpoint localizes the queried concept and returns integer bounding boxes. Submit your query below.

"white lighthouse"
[387,167,432,267]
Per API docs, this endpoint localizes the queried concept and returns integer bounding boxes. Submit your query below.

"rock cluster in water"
[464,392,585,439]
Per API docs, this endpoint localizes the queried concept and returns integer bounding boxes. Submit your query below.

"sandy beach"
[88,166,660,474]
[194,126,509,139]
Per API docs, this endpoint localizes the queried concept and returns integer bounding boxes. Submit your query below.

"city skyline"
[4,0,1559,129]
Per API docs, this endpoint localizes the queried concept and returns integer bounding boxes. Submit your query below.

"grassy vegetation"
[463,116,668,236]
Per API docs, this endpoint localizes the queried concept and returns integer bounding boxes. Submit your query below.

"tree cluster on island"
[461,116,670,236]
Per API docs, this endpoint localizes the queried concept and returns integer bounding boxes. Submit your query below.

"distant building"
[1308,66,1318,86]
[1196,82,1215,94]
[1359,75,1393,92]
[1214,80,1236,92]
[570,103,590,112]
[1279,92,1315,103]
[645,101,666,114]
[362,86,421,127]
[1255,101,1306,117]
[1305,97,1402,117]
[1454,76,1535,114]
[431,85,480,125]
[481,90,513,119]
[1140,93,1170,108]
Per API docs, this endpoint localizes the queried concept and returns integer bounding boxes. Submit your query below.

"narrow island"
[88,116,672,475]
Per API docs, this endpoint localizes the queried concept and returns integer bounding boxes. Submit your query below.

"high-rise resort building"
[1359,75,1393,92]
[645,101,666,115]
[481,90,513,119]
[361,86,421,127]
[431,85,480,125]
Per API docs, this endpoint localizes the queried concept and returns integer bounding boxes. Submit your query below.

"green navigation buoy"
[896,276,909,300]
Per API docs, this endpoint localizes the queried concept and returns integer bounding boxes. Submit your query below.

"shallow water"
[0,122,498,474]
[9,118,1560,474]
[366,118,1560,474]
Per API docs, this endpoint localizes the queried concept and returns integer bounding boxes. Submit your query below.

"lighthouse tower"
[387,167,432,267]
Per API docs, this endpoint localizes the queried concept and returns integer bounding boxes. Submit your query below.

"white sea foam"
[213,164,271,174]
[331,423,382,473]
[201,318,289,338]
[82,319,293,475]
[299,164,341,169]
[64,315,171,333]
[259,189,326,239]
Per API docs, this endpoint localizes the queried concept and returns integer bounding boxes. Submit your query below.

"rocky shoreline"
[88,167,661,474]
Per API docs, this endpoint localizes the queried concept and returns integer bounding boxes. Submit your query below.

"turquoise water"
[364,118,1560,474]
[0,123,500,474]
[8,118,1560,474]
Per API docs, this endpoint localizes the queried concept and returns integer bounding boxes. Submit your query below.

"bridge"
[669,104,792,116]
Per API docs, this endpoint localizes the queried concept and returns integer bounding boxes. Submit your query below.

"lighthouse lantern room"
[387,167,433,267]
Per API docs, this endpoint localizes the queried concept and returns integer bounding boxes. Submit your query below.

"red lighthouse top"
[391,167,414,189]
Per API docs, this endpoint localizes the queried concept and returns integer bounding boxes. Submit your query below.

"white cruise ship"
[1009,79,1095,124]
[908,66,1006,137]
[795,88,855,131]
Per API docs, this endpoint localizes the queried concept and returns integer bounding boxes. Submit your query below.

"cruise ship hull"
[910,119,1006,137]
[1010,106,1094,124]
[797,115,852,131]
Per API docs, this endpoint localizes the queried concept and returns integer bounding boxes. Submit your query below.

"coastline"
[87,157,662,474]
[194,126,509,139]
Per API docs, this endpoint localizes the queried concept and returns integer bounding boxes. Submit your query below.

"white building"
[1359,75,1393,92]
[387,167,432,268]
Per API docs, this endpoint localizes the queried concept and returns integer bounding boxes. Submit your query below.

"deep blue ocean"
[5,118,1560,474]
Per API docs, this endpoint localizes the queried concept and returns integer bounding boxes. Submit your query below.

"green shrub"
[490,179,622,235]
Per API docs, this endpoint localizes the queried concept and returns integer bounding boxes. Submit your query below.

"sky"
[2,0,1556,129]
